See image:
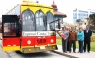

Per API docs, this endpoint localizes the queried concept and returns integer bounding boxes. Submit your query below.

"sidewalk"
[0,40,8,58]
[54,45,95,58]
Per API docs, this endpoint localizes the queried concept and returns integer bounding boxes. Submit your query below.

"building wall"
[75,19,88,30]
[73,9,95,23]
[73,10,77,23]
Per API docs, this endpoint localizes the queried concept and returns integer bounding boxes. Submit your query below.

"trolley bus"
[2,1,60,53]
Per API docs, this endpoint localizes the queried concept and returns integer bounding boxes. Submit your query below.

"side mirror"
[58,19,61,29]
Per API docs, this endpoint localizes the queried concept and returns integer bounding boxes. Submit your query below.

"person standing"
[77,27,84,53]
[84,25,92,53]
[66,27,70,51]
[61,27,69,53]
[69,27,77,53]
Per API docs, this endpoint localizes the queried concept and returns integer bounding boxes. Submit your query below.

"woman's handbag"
[58,31,66,40]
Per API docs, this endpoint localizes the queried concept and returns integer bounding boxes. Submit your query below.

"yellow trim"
[49,44,56,45]
[2,44,56,51]
[21,44,57,53]
[22,46,34,48]
[21,44,56,48]
[3,46,20,51]
[21,3,53,8]
[21,4,54,15]
[21,0,53,8]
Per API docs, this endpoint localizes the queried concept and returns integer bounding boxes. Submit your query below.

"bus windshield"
[22,10,55,31]
[35,10,46,31]
[35,11,55,31]
[46,12,55,31]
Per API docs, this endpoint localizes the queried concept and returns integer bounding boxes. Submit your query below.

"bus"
[2,1,61,53]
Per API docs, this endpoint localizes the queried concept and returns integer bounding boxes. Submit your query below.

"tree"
[89,13,95,30]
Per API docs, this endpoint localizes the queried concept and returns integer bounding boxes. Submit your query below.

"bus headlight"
[51,39,54,43]
[27,40,31,44]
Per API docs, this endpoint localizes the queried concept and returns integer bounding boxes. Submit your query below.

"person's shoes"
[63,51,65,53]
[77,51,80,53]
[69,51,71,53]
[84,50,86,52]
[63,51,67,53]
[80,51,83,53]
[64,52,67,53]
[84,51,86,53]
[88,51,90,53]
[73,52,76,53]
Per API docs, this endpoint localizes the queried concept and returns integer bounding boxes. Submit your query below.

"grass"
[56,33,95,52]
[91,33,95,38]
[56,39,95,52]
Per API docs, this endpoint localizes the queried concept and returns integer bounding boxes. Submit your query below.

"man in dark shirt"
[84,25,92,53]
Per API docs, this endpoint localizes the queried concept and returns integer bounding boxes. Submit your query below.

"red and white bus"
[1,2,61,53]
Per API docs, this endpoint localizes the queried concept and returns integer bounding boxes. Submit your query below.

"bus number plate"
[40,46,45,49]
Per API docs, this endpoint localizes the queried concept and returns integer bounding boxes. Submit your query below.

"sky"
[0,0,95,23]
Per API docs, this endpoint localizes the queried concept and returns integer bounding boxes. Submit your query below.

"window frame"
[22,9,35,31]
[46,11,55,31]
[35,10,46,31]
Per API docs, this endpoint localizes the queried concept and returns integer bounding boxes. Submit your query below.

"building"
[75,18,88,30]
[73,9,95,23]
[81,18,88,29]
[51,1,67,30]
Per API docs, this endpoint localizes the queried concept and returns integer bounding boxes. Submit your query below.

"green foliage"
[88,14,95,30]
[89,14,95,19]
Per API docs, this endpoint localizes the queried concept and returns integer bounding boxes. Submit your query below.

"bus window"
[22,10,35,31]
[46,12,55,31]
[35,10,46,31]
[3,23,16,36]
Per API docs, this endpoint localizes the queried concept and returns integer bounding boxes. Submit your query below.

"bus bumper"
[21,44,58,53]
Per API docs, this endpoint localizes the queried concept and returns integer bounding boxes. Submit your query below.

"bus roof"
[21,3,53,9]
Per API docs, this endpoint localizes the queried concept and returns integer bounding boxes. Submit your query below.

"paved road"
[7,51,69,58]
[0,40,68,58]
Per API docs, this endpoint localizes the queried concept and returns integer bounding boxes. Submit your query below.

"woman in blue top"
[77,27,84,53]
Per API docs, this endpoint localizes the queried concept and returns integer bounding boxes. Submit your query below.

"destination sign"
[22,31,52,36]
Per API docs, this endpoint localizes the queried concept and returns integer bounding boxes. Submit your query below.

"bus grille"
[37,39,46,44]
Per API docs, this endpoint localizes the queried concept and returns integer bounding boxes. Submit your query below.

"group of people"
[58,25,92,53]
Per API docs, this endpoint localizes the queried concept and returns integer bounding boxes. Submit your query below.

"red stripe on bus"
[21,36,56,46]
[3,38,20,46]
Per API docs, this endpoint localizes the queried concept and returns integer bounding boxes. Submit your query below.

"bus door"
[2,15,20,51]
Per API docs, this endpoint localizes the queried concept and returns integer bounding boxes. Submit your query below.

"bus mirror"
[58,19,61,29]
[58,22,61,29]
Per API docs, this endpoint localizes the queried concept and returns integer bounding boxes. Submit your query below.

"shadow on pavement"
[15,51,52,58]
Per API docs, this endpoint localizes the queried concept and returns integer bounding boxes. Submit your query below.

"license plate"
[40,46,45,49]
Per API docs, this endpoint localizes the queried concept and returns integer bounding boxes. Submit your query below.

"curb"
[52,50,78,58]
